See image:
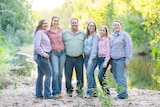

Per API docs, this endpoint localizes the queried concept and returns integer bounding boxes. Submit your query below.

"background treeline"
[0,0,159,90]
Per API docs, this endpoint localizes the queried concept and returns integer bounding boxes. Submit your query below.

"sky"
[27,0,65,10]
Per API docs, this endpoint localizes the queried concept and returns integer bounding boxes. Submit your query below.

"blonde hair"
[99,25,110,37]
[85,21,97,38]
[50,15,60,27]
[34,19,46,34]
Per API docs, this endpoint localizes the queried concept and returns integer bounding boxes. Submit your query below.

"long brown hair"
[85,21,97,38]
[99,25,110,37]
[50,15,60,28]
[34,19,46,34]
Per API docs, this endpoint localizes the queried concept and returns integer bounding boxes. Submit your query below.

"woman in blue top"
[84,21,99,98]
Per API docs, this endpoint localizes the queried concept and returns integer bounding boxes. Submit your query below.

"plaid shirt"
[110,30,133,62]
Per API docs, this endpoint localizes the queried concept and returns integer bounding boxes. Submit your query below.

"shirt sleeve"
[89,35,99,62]
[124,32,133,62]
[34,31,47,57]
[104,38,110,65]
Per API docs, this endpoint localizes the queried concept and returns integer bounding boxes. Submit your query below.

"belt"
[67,54,82,58]
[111,57,125,60]
[98,55,106,58]
[52,49,65,53]
[84,53,90,56]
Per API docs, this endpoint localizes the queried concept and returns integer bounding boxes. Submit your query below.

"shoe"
[84,94,93,99]
[53,95,60,99]
[58,94,62,98]
[67,93,72,97]
[114,95,127,100]
[105,88,110,95]
[44,96,54,99]
[36,95,43,98]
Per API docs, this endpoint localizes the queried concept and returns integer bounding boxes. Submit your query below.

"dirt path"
[0,76,160,107]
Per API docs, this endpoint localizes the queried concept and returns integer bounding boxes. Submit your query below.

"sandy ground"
[0,77,160,107]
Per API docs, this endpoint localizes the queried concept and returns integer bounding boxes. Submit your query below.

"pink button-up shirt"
[98,36,110,65]
[46,28,65,50]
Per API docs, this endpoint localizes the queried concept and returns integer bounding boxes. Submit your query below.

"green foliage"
[128,55,160,90]
[0,0,32,32]
[14,79,18,89]
[0,0,35,85]
[9,54,34,76]
[93,87,112,106]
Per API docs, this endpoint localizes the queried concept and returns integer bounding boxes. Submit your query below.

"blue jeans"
[50,51,66,96]
[84,55,97,96]
[98,57,110,89]
[111,57,128,98]
[65,55,84,94]
[34,54,52,97]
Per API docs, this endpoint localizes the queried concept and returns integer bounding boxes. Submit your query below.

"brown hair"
[50,15,60,27]
[85,21,97,38]
[113,20,122,26]
[99,25,110,37]
[34,19,47,34]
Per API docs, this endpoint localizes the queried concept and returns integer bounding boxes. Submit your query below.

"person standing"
[46,15,65,98]
[97,26,110,95]
[84,21,99,98]
[33,19,53,99]
[110,20,133,99]
[62,18,85,97]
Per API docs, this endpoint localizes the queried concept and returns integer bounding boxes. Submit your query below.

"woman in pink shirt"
[46,15,65,98]
[98,25,110,95]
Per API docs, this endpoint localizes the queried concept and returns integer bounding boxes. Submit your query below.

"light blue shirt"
[84,34,99,61]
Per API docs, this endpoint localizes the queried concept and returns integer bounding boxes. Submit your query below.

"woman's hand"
[103,63,107,68]
[88,60,92,66]
[125,62,130,68]
[45,54,50,59]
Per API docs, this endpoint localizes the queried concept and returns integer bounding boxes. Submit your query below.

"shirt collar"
[114,30,122,36]
[48,27,61,34]
[68,29,83,34]
[99,36,106,40]
[41,29,46,33]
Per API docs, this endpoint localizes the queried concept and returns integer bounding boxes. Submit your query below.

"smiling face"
[100,27,107,37]
[88,22,96,33]
[41,20,48,30]
[113,21,122,33]
[51,17,59,28]
[71,18,79,31]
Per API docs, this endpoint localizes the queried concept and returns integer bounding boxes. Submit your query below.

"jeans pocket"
[41,56,45,62]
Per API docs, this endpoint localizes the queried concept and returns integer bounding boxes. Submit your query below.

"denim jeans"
[50,51,66,96]
[98,57,110,89]
[64,55,84,94]
[34,54,52,97]
[84,55,97,96]
[111,57,128,98]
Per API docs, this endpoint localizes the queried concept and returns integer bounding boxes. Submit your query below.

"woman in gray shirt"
[33,19,53,99]
[110,20,133,100]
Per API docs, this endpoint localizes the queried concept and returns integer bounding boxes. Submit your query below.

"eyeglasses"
[43,22,48,24]
[89,25,95,27]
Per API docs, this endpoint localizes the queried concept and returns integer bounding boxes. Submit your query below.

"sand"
[0,76,160,107]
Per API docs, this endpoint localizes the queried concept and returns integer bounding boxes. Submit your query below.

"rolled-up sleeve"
[104,38,110,65]
[89,35,99,61]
